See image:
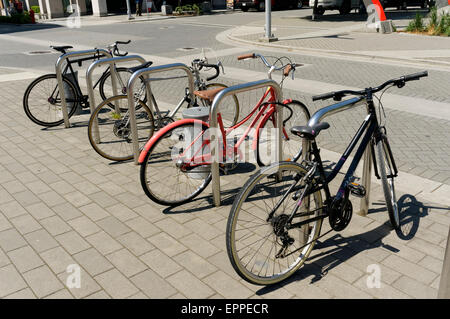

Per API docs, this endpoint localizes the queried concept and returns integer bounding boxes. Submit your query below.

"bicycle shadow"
[161,162,257,215]
[254,194,440,296]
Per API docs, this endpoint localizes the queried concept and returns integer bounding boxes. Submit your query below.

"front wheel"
[140,121,212,206]
[256,100,310,167]
[23,74,79,127]
[226,161,323,285]
[99,67,147,109]
[88,95,154,162]
[376,134,400,230]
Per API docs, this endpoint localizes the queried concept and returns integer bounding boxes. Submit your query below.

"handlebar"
[312,71,428,102]
[192,59,223,81]
[237,53,298,78]
[108,40,131,57]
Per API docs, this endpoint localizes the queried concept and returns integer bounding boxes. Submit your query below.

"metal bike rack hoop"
[127,63,195,164]
[210,79,283,207]
[86,55,147,144]
[306,96,373,216]
[55,49,112,128]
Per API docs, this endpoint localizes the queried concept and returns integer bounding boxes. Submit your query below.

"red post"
[29,8,36,24]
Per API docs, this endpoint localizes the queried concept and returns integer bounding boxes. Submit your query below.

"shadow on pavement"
[0,23,62,34]
[255,193,444,296]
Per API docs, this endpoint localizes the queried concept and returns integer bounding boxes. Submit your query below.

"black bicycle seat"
[128,61,153,74]
[291,122,330,139]
[50,45,73,53]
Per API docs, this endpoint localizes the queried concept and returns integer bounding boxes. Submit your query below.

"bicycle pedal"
[348,182,366,198]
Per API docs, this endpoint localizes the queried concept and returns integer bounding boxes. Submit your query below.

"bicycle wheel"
[202,83,240,128]
[23,74,79,127]
[256,100,310,167]
[140,121,212,206]
[375,134,400,229]
[226,161,323,285]
[99,67,147,107]
[88,95,154,161]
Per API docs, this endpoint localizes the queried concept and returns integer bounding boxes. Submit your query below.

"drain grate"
[26,51,53,55]
[176,47,197,52]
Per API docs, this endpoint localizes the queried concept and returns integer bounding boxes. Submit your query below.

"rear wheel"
[23,74,79,127]
[376,134,400,230]
[256,100,310,167]
[88,95,154,161]
[226,161,323,285]
[339,0,351,14]
[140,121,212,206]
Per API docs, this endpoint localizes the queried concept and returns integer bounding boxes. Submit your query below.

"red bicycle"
[139,53,311,206]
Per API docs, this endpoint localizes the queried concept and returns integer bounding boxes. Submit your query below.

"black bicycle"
[226,71,428,285]
[23,40,142,127]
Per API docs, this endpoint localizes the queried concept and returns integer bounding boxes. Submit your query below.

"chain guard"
[328,197,353,231]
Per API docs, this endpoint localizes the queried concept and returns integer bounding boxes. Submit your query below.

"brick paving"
[0,64,449,299]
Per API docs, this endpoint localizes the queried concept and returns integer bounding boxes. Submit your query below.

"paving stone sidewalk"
[0,65,449,299]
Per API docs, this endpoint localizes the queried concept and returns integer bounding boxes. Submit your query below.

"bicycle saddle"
[194,87,225,102]
[50,45,73,53]
[291,122,330,139]
[128,61,153,74]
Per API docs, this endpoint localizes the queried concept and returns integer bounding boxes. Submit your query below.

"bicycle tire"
[88,95,154,162]
[204,83,240,127]
[376,134,400,229]
[256,100,310,167]
[99,67,147,108]
[140,121,212,206]
[226,161,323,285]
[23,73,79,127]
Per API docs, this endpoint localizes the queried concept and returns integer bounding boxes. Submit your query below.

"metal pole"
[438,228,450,298]
[358,144,372,216]
[2,0,9,16]
[265,0,271,38]
[260,0,277,42]
[127,63,195,164]
[126,0,133,19]
[209,79,282,207]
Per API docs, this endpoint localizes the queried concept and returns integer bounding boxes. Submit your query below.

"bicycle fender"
[138,119,210,164]
[252,108,276,150]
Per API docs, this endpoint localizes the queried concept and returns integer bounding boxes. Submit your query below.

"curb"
[226,30,450,69]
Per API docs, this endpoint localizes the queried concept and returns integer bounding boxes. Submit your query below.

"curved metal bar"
[307,96,364,127]
[210,79,282,207]
[55,49,112,128]
[86,55,146,144]
[127,63,195,164]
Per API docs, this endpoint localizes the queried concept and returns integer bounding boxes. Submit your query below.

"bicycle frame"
[140,86,287,167]
[285,97,399,230]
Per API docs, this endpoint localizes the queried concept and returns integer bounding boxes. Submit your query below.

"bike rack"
[438,228,450,298]
[86,55,147,144]
[210,79,283,207]
[127,63,195,164]
[306,96,373,216]
[55,49,113,128]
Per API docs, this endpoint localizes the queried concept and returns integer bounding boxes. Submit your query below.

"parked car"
[235,0,301,12]
[380,0,428,9]
[309,0,362,15]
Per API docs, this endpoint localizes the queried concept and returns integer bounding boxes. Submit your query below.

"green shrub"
[427,6,438,33]
[31,5,40,13]
[0,13,32,24]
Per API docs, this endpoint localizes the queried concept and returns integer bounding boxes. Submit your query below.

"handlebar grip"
[237,53,256,60]
[312,92,335,101]
[206,65,220,81]
[283,65,292,77]
[404,71,428,82]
